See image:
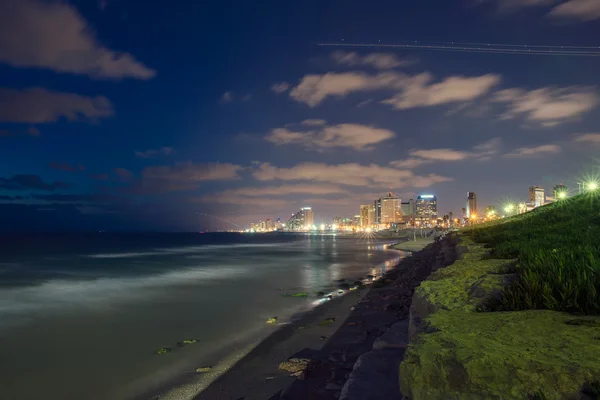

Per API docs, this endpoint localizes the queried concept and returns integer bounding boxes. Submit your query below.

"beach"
[166,235,437,400]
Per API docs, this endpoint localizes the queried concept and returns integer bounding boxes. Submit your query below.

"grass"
[470,193,600,315]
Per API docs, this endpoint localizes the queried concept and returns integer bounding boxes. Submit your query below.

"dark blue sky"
[1,0,600,231]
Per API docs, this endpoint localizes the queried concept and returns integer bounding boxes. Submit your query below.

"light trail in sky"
[317,41,600,57]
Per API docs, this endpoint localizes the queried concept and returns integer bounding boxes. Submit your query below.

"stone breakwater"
[277,236,456,400]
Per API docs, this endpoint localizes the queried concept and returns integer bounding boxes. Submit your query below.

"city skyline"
[1,0,600,231]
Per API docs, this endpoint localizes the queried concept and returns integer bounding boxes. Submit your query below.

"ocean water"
[0,232,404,400]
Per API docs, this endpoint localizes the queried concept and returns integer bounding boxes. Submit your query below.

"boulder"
[195,366,212,373]
[279,358,312,374]
[373,320,409,350]
[266,317,278,324]
[155,347,171,355]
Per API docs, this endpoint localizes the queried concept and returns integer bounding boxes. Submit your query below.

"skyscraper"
[400,199,415,225]
[367,205,376,227]
[286,207,314,230]
[375,193,401,224]
[360,205,370,227]
[466,192,477,219]
[529,186,545,208]
[416,194,437,225]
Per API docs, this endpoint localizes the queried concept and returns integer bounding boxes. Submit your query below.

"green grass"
[470,193,600,315]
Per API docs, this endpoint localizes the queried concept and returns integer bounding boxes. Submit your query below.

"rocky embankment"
[401,234,600,400]
[278,236,458,400]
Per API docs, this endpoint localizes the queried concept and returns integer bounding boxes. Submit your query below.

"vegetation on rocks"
[471,193,600,315]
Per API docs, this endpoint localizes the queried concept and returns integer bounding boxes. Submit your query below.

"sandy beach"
[157,235,439,400]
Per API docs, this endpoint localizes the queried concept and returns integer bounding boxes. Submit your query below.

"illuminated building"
[375,192,402,224]
[415,194,437,225]
[552,184,568,200]
[360,205,370,227]
[529,186,545,208]
[400,199,415,225]
[353,215,361,226]
[286,207,314,231]
[367,205,376,227]
[466,192,477,219]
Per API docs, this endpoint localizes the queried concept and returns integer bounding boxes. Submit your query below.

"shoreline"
[139,240,408,400]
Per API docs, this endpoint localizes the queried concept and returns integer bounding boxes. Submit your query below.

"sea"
[0,232,406,400]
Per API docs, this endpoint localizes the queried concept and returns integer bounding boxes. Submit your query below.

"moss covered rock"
[401,236,600,399]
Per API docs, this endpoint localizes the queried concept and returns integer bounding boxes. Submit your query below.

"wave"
[0,265,249,323]
[86,243,283,259]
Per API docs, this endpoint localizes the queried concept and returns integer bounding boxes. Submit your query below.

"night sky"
[1,0,600,232]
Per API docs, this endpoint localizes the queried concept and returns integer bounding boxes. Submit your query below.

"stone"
[181,339,197,344]
[319,317,336,326]
[195,366,212,373]
[373,320,409,350]
[266,317,278,324]
[155,347,171,355]
[339,350,405,400]
[326,382,343,390]
[279,358,311,374]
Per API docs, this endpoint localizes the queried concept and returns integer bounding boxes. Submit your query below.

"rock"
[195,366,212,373]
[338,283,351,290]
[317,291,325,297]
[155,347,171,355]
[279,358,311,374]
[367,275,375,279]
[320,335,329,341]
[350,306,356,311]
[266,317,278,324]
[326,382,343,390]
[182,339,197,344]
[320,317,336,326]
[353,280,363,286]
[373,320,409,350]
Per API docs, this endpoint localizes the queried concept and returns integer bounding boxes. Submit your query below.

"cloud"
[252,162,452,188]
[0,174,71,191]
[220,92,233,103]
[215,184,347,197]
[549,0,600,20]
[49,162,86,172]
[265,123,395,151]
[356,99,374,108]
[482,0,557,10]
[574,133,600,143]
[271,82,291,94]
[290,71,406,107]
[301,119,327,126]
[331,51,412,69]
[390,138,501,168]
[504,144,561,157]
[382,73,501,110]
[193,195,288,207]
[0,0,155,79]
[0,87,114,124]
[134,147,174,158]
[127,162,243,194]
[113,168,134,182]
[494,86,597,125]
[289,71,500,109]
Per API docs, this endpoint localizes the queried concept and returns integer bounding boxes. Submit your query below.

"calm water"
[0,232,404,400]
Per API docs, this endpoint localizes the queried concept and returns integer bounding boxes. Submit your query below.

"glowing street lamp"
[319,224,325,230]
[557,191,567,199]
[588,181,599,191]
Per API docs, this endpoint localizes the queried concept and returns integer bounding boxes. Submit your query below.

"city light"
[588,181,599,191]
[365,227,372,233]
[557,191,568,199]
[504,204,514,213]
[319,224,325,230]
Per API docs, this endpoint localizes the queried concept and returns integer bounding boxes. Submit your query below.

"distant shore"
[147,236,436,400]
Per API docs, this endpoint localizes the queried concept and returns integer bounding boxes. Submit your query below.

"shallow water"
[0,232,404,400]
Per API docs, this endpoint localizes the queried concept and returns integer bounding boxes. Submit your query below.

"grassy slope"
[400,194,600,399]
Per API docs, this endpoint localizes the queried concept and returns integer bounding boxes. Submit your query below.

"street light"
[557,191,567,199]
[588,181,599,191]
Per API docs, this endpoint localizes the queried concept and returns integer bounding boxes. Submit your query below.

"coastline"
[147,236,437,400]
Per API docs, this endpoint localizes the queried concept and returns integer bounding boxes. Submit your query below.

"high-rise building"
[353,215,361,226]
[552,184,568,200]
[529,186,545,208]
[286,207,314,230]
[375,193,402,224]
[367,205,376,227]
[400,199,415,225]
[359,205,370,227]
[416,194,438,224]
[466,192,477,219]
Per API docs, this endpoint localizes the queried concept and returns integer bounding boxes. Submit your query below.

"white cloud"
[301,119,327,126]
[574,133,600,143]
[331,51,412,69]
[252,162,452,188]
[549,0,600,20]
[220,92,233,103]
[0,0,155,79]
[504,144,561,157]
[389,138,501,168]
[134,147,174,158]
[207,184,347,198]
[289,71,407,107]
[494,86,597,125]
[0,87,113,123]
[382,74,501,110]
[265,123,395,151]
[289,71,500,109]
[271,82,291,94]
